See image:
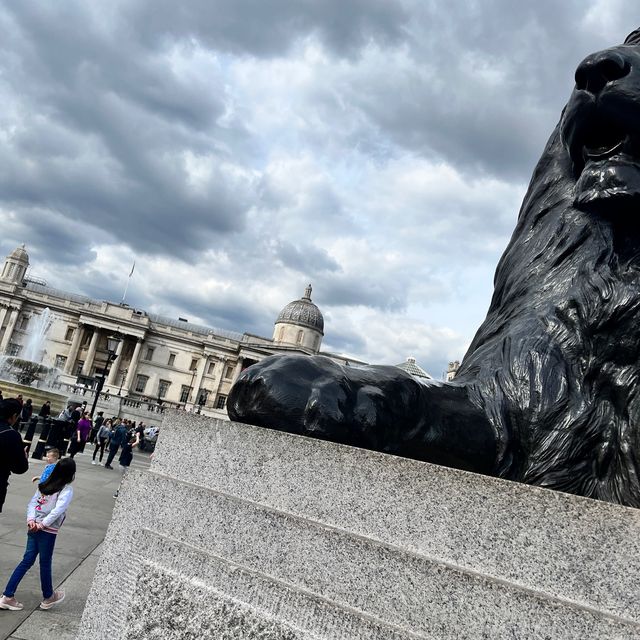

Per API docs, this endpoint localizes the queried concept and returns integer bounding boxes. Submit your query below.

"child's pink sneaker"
[40,590,65,610]
[0,595,23,610]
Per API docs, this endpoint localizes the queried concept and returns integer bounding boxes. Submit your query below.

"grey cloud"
[274,241,340,274]
[126,0,410,58]
[322,327,367,358]
[0,3,254,258]
[152,289,270,338]
[5,210,99,268]
[2,0,640,373]
[319,275,408,312]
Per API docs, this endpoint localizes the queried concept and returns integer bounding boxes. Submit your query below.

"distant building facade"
[446,360,460,381]
[0,245,351,418]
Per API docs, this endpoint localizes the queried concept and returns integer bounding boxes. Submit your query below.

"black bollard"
[22,416,39,455]
[59,421,74,456]
[31,417,53,460]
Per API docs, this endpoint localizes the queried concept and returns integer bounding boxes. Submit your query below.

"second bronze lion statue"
[229,28,640,508]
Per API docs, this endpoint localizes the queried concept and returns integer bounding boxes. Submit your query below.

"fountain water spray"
[22,307,54,363]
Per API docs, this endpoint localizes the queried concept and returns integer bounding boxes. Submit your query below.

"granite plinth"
[77,413,640,639]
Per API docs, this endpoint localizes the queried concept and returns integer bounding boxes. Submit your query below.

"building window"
[158,379,171,399]
[207,362,216,375]
[19,315,29,331]
[75,361,84,376]
[55,355,67,369]
[145,347,154,361]
[312,335,319,351]
[224,365,234,379]
[296,329,303,344]
[64,326,74,341]
[216,395,227,409]
[135,375,149,393]
[198,389,209,405]
[179,385,192,403]
[7,343,21,356]
[81,331,91,346]
[189,358,198,371]
[167,353,176,367]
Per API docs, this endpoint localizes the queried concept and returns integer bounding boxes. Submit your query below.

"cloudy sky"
[1,1,639,377]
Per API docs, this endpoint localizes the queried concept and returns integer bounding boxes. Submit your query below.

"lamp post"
[89,332,122,418]
[118,367,128,396]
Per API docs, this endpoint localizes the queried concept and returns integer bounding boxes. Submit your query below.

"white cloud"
[1,1,640,375]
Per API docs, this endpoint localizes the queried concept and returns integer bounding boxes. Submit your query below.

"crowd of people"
[0,394,157,613]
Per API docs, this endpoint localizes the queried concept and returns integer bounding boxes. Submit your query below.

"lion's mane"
[457,125,640,506]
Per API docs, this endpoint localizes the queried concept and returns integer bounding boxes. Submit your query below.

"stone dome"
[275,284,324,334]
[8,244,29,263]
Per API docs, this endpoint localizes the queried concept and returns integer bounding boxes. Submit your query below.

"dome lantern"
[273,284,324,353]
[1,244,29,285]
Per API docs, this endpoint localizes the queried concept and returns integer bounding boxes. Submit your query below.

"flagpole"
[121,261,135,304]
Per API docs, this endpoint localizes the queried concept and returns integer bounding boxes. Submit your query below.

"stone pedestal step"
[77,414,640,640]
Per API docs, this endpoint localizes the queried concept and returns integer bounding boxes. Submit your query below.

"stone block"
[77,413,640,639]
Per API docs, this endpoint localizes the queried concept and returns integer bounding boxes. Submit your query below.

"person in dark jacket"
[104,420,128,469]
[0,399,29,513]
[38,401,51,419]
[20,400,33,425]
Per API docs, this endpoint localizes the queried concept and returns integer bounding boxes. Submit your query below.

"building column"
[123,339,143,391]
[191,356,208,406]
[64,323,84,374]
[0,308,20,353]
[231,357,245,384]
[0,306,8,349]
[81,328,100,376]
[106,339,125,386]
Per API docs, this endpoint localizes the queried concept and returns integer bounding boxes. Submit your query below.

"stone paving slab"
[0,452,150,640]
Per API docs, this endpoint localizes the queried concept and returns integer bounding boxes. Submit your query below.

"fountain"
[0,307,60,386]
[23,306,54,363]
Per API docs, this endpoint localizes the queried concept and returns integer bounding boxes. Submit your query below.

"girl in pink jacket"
[0,458,76,611]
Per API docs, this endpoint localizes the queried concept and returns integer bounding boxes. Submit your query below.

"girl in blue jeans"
[0,458,76,611]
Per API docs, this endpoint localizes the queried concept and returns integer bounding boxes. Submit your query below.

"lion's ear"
[624,28,640,45]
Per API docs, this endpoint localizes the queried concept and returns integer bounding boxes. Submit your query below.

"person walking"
[104,419,128,470]
[0,399,29,513]
[91,419,112,465]
[113,434,137,498]
[67,413,92,459]
[0,458,76,611]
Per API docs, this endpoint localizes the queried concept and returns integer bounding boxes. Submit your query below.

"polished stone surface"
[77,413,640,639]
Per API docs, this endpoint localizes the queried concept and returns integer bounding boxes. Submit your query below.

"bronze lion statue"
[229,29,640,508]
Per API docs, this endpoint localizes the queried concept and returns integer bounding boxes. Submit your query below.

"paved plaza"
[0,449,151,640]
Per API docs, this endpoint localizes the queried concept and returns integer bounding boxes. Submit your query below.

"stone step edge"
[140,468,639,628]
[137,527,431,640]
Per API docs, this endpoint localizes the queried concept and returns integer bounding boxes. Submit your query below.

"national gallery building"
[0,245,361,418]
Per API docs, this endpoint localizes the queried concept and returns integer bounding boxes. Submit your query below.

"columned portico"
[231,357,245,384]
[106,339,125,386]
[0,306,8,333]
[123,339,143,391]
[0,307,20,353]
[65,323,84,374]
[0,306,9,349]
[81,328,100,375]
[190,356,208,407]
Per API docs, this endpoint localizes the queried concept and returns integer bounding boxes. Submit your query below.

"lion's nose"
[574,49,631,94]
